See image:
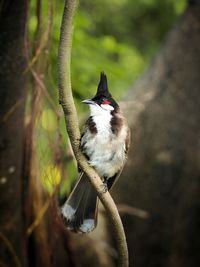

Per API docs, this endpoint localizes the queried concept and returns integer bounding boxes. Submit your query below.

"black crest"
[93,72,112,100]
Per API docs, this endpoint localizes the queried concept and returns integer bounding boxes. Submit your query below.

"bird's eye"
[102,100,111,105]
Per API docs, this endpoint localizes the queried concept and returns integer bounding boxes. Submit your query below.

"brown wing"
[107,125,131,190]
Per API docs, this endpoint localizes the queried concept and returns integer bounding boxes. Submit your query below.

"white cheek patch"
[100,104,114,111]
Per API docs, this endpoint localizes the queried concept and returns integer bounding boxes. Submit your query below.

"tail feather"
[61,173,98,233]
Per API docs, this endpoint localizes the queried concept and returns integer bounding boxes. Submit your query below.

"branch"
[0,232,21,267]
[57,1,129,267]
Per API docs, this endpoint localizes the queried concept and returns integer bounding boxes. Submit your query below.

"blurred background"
[1,0,200,267]
[27,0,186,199]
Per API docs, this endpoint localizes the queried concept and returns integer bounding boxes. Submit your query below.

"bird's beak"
[82,99,96,105]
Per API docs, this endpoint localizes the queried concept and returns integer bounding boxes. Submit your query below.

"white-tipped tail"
[61,173,98,233]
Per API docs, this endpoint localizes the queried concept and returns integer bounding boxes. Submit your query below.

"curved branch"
[57,1,129,266]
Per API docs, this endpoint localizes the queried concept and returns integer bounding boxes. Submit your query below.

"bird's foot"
[100,182,108,194]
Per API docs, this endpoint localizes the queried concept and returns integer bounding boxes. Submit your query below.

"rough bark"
[0,1,28,266]
[114,2,200,267]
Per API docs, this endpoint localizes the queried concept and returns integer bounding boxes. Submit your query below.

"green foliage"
[72,12,145,102]
[47,4,145,111]
[81,0,187,56]
[29,0,187,103]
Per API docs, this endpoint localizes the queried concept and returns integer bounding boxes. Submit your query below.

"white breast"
[81,110,127,178]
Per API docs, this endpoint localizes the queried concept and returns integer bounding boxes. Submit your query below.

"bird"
[61,72,130,233]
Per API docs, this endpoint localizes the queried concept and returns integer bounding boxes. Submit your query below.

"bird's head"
[82,72,119,116]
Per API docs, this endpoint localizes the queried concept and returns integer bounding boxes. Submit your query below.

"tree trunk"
[114,1,200,267]
[0,1,28,266]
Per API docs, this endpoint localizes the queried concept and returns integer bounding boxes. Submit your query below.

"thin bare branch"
[117,204,150,219]
[57,1,129,266]
[26,194,53,236]
[0,232,21,267]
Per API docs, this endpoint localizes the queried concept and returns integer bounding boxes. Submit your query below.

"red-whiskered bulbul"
[61,72,130,233]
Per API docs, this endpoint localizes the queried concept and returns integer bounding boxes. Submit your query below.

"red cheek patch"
[103,100,111,105]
